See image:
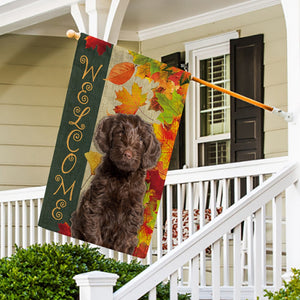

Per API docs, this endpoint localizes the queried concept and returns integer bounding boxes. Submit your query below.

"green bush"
[0,243,190,300]
[264,268,300,299]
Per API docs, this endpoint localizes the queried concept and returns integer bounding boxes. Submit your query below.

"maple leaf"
[106,62,135,85]
[153,120,180,169]
[156,91,184,124]
[58,222,71,237]
[132,241,148,258]
[114,82,147,114]
[129,50,153,65]
[85,151,102,175]
[135,63,151,81]
[85,36,112,56]
[168,70,185,85]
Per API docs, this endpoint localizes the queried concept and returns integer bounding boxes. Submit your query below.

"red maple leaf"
[85,36,112,56]
[146,168,165,198]
[168,70,184,85]
[132,242,149,258]
[58,222,71,237]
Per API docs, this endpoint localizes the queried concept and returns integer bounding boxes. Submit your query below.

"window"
[185,31,239,167]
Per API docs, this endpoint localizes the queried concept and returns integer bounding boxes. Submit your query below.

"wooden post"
[74,271,119,300]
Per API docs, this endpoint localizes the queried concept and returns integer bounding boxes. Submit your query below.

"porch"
[0,156,295,299]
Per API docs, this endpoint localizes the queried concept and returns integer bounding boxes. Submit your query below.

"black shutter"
[230,34,264,162]
[161,52,185,170]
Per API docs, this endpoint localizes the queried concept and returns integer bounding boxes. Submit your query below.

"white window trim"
[185,31,239,168]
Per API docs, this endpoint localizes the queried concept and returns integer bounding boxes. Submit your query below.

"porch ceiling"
[0,0,281,41]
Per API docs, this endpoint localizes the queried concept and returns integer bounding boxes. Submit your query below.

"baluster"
[273,194,283,290]
[254,208,263,299]
[22,200,27,248]
[37,198,43,244]
[118,251,124,262]
[15,200,20,247]
[166,184,173,252]
[53,232,59,243]
[199,181,206,286]
[30,199,35,245]
[233,224,242,300]
[108,249,114,259]
[212,241,220,300]
[1,202,5,258]
[191,255,199,300]
[45,229,51,243]
[177,184,183,285]
[187,182,193,234]
[148,287,156,300]
[210,180,216,219]
[261,204,267,286]
[7,201,12,257]
[246,176,254,285]
[127,254,132,263]
[222,179,229,286]
[234,177,240,203]
[259,174,267,286]
[170,271,178,300]
[156,202,163,259]
[146,238,152,265]
[187,182,193,284]
[62,233,68,244]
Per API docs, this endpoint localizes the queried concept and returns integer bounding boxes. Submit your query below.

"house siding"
[140,4,288,161]
[0,35,139,190]
[0,5,286,190]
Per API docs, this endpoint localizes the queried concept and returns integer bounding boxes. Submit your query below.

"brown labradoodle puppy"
[71,113,161,254]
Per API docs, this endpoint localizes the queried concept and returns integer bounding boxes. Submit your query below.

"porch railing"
[74,160,297,300]
[0,156,292,299]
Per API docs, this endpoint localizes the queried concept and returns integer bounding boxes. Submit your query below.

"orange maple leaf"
[106,62,135,85]
[114,82,147,114]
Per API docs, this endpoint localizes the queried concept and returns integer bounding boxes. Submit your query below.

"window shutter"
[161,52,186,169]
[230,34,264,162]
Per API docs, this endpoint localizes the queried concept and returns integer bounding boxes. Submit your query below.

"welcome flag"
[38,33,191,258]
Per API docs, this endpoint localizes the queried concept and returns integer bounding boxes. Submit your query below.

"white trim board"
[138,0,281,41]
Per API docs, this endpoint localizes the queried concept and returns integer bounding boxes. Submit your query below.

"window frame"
[185,31,239,167]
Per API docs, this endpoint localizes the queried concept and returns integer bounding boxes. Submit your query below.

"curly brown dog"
[71,113,161,254]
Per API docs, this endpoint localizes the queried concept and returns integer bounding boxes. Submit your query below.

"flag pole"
[66,29,293,122]
[191,76,293,122]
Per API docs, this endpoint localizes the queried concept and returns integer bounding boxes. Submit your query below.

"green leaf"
[156,91,184,124]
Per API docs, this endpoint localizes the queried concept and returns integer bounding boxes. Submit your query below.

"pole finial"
[66,30,80,40]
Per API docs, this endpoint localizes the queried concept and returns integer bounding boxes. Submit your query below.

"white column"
[74,271,119,300]
[281,0,300,272]
[85,0,110,39]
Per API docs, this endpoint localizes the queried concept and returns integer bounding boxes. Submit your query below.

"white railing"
[108,161,297,300]
[0,156,293,299]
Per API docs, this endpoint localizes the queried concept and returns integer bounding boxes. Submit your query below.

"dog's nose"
[123,150,133,160]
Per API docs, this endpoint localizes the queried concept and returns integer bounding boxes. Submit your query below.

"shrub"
[264,268,300,299]
[0,243,190,300]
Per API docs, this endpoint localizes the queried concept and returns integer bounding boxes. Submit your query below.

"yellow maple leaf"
[84,151,102,175]
[114,82,147,114]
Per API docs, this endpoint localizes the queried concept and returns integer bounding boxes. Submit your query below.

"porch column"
[281,0,300,272]
[82,0,129,44]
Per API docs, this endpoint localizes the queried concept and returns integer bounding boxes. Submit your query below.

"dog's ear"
[94,115,116,153]
[142,123,161,169]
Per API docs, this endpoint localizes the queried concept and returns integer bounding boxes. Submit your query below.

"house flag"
[38,33,191,258]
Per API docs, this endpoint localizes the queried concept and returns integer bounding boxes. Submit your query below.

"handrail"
[0,186,46,202]
[165,156,288,184]
[114,162,298,300]
[0,157,287,202]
